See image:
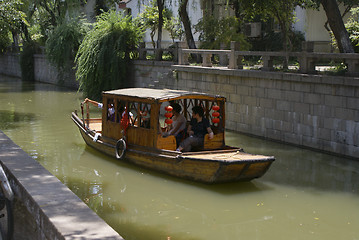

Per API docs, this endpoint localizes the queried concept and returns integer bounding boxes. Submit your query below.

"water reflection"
[0,110,37,129]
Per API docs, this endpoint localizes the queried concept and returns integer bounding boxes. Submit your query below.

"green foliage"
[251,30,304,51]
[46,19,88,71]
[0,0,27,52]
[194,15,250,50]
[75,10,143,100]
[0,0,27,31]
[164,16,184,42]
[138,0,182,46]
[0,31,11,53]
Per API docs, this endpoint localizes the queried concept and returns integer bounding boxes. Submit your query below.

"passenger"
[176,106,214,152]
[162,103,186,147]
[84,98,115,121]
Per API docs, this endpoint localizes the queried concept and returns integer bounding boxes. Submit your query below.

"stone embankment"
[0,131,123,239]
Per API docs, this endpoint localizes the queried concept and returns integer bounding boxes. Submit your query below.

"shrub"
[194,15,250,50]
[46,19,88,71]
[75,10,143,100]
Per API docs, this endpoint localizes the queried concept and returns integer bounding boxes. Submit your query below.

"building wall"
[131,60,359,159]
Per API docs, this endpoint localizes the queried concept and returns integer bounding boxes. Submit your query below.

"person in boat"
[176,105,214,152]
[84,98,115,121]
[162,103,186,147]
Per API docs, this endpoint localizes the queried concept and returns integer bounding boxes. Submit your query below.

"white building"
[117,0,203,48]
[117,0,353,52]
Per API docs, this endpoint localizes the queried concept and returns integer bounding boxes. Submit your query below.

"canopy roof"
[103,88,226,103]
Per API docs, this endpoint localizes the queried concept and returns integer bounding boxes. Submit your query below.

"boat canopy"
[103,88,226,103]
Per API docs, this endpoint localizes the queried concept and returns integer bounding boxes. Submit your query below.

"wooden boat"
[71,88,274,183]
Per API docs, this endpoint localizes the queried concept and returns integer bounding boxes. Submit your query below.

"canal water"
[1,75,358,240]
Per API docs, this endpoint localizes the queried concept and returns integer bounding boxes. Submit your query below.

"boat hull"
[72,113,274,183]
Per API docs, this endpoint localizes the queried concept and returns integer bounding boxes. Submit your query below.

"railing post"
[228,41,242,69]
[202,53,212,67]
[262,56,273,71]
[155,48,163,61]
[219,43,228,66]
[178,42,189,65]
[346,58,359,76]
[172,42,179,63]
[139,42,146,60]
[299,41,316,73]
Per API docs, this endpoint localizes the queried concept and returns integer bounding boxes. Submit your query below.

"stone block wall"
[0,53,21,77]
[131,61,359,159]
[0,53,78,89]
[34,54,78,89]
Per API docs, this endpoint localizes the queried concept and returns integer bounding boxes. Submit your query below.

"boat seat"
[156,134,177,151]
[203,132,224,150]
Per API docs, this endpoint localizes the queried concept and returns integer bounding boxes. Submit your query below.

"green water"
[1,76,358,240]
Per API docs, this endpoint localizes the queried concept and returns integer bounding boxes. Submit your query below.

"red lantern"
[212,118,220,124]
[212,112,220,117]
[212,105,220,111]
[165,106,173,111]
[164,105,173,126]
[165,118,173,124]
[164,112,173,118]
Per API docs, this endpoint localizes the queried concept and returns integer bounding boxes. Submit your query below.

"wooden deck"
[182,150,272,161]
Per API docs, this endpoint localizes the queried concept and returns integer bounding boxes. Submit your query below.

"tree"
[0,0,27,52]
[320,0,354,53]
[195,15,249,50]
[179,0,196,49]
[75,11,143,99]
[46,18,88,74]
[230,0,303,68]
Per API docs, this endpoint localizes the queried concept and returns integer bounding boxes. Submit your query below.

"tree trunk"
[321,0,354,53]
[156,0,164,49]
[179,0,196,49]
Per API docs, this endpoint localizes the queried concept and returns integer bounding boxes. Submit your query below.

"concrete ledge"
[171,65,359,87]
[0,131,124,240]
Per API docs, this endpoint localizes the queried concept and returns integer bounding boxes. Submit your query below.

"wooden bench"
[156,134,177,151]
[203,132,224,150]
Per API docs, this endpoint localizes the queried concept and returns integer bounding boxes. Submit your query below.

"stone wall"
[0,53,21,78]
[34,54,78,89]
[131,60,359,159]
[0,53,78,89]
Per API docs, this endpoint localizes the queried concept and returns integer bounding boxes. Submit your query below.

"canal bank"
[0,130,123,239]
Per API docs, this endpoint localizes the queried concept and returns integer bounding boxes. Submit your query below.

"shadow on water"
[0,110,37,130]
[0,75,75,93]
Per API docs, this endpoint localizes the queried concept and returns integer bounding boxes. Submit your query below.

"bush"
[250,30,304,52]
[46,19,88,71]
[0,30,11,53]
[75,10,143,100]
[195,15,250,50]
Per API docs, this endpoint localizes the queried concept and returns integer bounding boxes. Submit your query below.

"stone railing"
[177,41,359,76]
[138,42,180,61]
